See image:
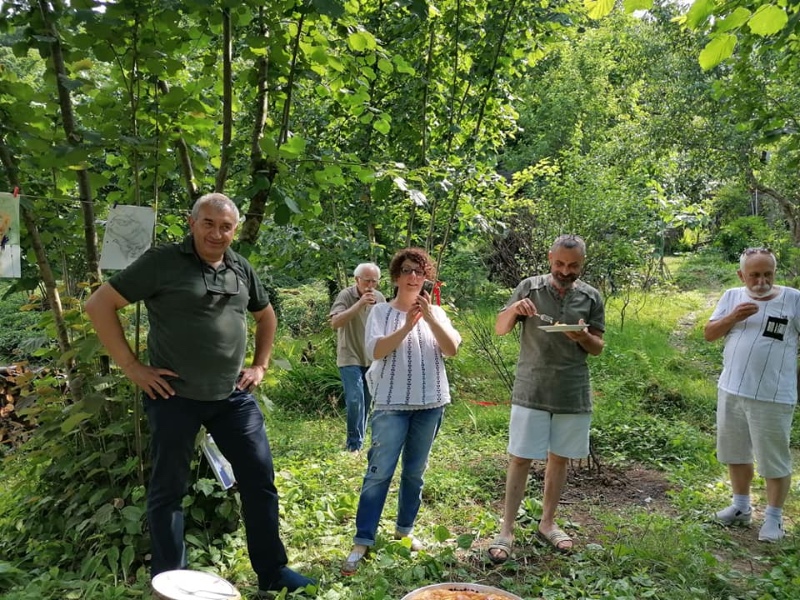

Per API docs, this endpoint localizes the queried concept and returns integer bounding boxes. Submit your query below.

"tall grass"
[2,255,800,599]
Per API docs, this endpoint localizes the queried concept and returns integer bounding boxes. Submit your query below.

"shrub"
[671,250,739,291]
[713,216,772,261]
[270,360,343,415]
[0,291,44,362]
[277,281,332,337]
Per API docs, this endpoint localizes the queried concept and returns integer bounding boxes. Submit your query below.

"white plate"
[152,570,240,600]
[538,324,586,332]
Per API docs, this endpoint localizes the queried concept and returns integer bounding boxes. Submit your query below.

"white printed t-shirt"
[709,286,800,405]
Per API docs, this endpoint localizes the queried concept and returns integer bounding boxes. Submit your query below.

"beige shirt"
[330,285,386,367]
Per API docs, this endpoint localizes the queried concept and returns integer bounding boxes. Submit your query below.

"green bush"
[277,281,332,337]
[437,244,509,308]
[713,216,772,261]
[671,250,739,291]
[271,361,343,415]
[0,291,44,362]
[270,336,343,414]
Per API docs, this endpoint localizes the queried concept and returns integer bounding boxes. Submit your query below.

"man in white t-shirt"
[704,248,800,542]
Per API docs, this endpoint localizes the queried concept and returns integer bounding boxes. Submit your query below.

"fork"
[536,313,555,324]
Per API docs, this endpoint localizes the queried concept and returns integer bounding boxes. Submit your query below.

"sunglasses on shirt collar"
[199,262,241,297]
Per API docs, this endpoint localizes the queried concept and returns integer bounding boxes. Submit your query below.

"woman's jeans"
[354,406,445,546]
[144,390,288,587]
[339,365,371,451]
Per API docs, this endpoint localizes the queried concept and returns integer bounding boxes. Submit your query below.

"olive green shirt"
[505,275,605,413]
[109,236,270,401]
[329,285,386,367]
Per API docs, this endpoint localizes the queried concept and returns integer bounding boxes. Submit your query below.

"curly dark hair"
[388,247,436,281]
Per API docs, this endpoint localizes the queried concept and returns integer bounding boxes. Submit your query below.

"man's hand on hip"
[238,364,267,391]
[121,361,178,399]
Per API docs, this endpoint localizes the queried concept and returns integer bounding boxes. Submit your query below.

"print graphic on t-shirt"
[763,316,788,341]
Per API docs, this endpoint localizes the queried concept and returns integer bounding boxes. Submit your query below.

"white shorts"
[507,405,591,460]
[716,390,795,479]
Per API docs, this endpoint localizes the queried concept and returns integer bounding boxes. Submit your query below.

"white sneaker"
[758,520,785,543]
[716,505,752,526]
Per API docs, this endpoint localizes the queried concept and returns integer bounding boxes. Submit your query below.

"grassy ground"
[2,255,800,599]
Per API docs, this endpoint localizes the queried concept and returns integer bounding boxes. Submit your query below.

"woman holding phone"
[341,247,461,575]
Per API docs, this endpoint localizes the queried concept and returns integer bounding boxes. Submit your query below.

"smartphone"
[420,280,434,296]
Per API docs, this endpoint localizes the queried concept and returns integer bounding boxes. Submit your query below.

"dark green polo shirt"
[109,236,270,401]
[504,274,605,413]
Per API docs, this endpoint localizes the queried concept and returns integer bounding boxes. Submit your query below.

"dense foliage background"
[1,0,799,598]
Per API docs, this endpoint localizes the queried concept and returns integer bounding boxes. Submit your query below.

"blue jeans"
[340,365,371,451]
[354,407,445,546]
[144,390,288,589]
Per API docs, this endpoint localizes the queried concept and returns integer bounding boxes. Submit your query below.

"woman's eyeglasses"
[400,267,424,277]
[202,265,240,297]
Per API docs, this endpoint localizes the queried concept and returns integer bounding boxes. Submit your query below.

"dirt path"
[668,292,719,351]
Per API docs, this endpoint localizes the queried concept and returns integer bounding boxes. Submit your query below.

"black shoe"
[258,566,315,596]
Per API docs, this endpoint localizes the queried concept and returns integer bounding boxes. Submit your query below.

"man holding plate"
[489,234,605,562]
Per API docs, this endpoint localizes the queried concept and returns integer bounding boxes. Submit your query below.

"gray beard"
[745,286,773,299]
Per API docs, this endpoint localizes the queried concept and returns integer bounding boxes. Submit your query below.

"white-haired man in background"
[330,263,386,452]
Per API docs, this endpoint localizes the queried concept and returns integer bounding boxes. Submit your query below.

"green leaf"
[274,203,292,226]
[61,411,93,433]
[456,533,475,549]
[278,135,306,159]
[93,503,115,525]
[309,46,329,65]
[684,0,716,29]
[270,185,300,214]
[584,0,615,20]
[347,31,376,52]
[747,5,788,36]
[92,44,115,62]
[312,0,345,19]
[121,545,135,573]
[392,54,416,75]
[106,545,120,574]
[373,118,390,135]
[82,392,107,413]
[313,164,345,186]
[699,34,736,70]
[716,7,751,33]
[377,58,393,74]
[327,55,344,72]
[623,0,652,13]
[350,165,375,183]
[409,0,428,19]
[260,136,279,159]
[121,505,145,522]
[434,524,450,542]
[57,74,84,91]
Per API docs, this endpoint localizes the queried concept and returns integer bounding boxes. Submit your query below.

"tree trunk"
[214,7,233,194]
[38,0,101,287]
[0,141,82,403]
[239,8,272,244]
[157,81,200,203]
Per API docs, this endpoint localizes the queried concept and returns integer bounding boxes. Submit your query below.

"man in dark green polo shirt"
[85,193,315,595]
